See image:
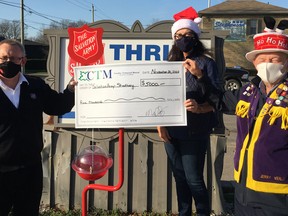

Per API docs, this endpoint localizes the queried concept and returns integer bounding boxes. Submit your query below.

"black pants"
[234,183,288,216]
[235,195,288,216]
[0,160,43,216]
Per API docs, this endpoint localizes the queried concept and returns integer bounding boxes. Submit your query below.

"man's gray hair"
[0,39,26,56]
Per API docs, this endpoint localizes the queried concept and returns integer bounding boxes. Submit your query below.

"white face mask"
[256,62,286,84]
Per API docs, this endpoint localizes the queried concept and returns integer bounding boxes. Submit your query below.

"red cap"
[171,7,202,39]
[246,17,288,62]
[173,7,199,21]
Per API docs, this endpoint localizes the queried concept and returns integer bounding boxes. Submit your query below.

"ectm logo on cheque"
[78,69,112,81]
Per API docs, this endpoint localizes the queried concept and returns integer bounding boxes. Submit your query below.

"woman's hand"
[185,100,215,114]
[183,59,203,79]
[157,126,171,143]
[184,99,199,113]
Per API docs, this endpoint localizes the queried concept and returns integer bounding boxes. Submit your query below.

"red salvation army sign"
[68,24,104,65]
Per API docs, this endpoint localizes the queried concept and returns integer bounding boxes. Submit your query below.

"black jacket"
[0,75,74,166]
[167,56,223,138]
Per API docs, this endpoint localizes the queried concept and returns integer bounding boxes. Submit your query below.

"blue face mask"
[0,61,21,78]
[175,36,197,53]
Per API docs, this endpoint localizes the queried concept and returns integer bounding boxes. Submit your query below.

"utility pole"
[20,0,25,73]
[92,4,95,23]
[20,0,24,44]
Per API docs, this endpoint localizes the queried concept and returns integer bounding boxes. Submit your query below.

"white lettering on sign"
[82,44,96,56]
[74,34,96,55]
[109,44,170,61]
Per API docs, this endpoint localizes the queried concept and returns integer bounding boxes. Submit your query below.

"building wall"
[201,16,288,74]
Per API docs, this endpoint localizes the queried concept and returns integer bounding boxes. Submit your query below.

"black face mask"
[0,61,21,78]
[175,36,197,53]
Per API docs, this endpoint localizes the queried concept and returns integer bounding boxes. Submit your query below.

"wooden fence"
[41,127,227,215]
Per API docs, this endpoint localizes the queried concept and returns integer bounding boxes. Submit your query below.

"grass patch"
[39,207,178,216]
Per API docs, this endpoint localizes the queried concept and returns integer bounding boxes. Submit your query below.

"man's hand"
[67,77,78,92]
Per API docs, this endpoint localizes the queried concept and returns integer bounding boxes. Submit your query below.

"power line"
[24,4,80,26]
[63,0,113,21]
[93,5,115,20]
[24,23,42,34]
[25,6,76,22]
[0,0,18,8]
[0,0,83,26]
[64,0,90,11]
[0,0,130,37]
[24,18,50,28]
[0,0,116,23]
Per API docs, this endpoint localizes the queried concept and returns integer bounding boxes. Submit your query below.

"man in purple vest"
[186,16,288,216]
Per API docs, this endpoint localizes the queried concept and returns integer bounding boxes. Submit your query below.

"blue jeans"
[164,135,210,216]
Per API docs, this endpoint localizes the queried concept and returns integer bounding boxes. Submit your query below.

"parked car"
[223,66,250,91]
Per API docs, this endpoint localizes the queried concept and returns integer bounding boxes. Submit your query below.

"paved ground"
[222,114,237,182]
[219,114,237,215]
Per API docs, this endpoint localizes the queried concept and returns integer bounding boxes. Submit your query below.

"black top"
[0,75,74,167]
[167,55,223,139]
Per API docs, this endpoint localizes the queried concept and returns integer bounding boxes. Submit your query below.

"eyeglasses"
[0,56,24,63]
[174,32,195,40]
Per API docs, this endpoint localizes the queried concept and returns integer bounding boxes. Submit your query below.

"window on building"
[247,19,262,35]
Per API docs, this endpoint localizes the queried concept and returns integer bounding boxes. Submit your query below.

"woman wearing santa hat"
[157,6,223,216]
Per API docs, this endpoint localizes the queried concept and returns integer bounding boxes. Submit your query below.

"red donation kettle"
[72,145,113,181]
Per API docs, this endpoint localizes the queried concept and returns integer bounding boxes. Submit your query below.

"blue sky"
[0,0,287,38]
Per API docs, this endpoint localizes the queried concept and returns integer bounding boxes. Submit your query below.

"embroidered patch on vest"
[242,84,255,96]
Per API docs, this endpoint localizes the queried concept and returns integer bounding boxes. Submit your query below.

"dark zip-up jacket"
[0,75,74,167]
[167,55,223,138]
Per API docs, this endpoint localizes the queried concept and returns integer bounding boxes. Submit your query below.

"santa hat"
[246,16,288,62]
[171,7,202,39]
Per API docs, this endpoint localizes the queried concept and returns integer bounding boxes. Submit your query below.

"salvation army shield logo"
[68,24,104,65]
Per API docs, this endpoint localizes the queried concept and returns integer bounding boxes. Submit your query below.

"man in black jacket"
[0,39,76,216]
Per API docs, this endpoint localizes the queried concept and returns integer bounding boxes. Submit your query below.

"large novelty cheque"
[74,62,187,128]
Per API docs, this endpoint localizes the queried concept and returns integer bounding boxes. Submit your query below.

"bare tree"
[32,19,87,43]
[10,20,21,38]
[0,20,26,39]
[29,31,49,44]
[0,20,12,38]
[49,19,86,30]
